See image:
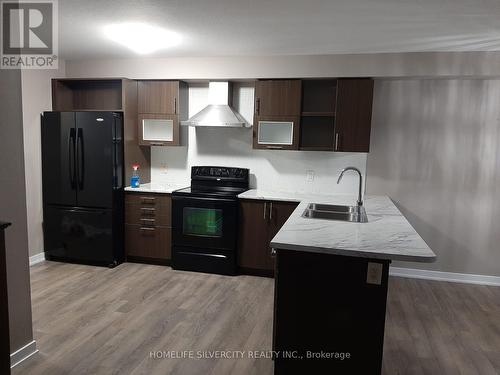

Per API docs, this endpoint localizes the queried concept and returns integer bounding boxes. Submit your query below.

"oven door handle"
[171,196,237,205]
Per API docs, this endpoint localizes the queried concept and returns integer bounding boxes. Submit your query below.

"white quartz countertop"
[238,189,436,263]
[125,183,186,194]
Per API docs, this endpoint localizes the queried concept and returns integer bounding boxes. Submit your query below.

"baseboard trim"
[390,266,500,286]
[10,340,38,368]
[29,252,45,266]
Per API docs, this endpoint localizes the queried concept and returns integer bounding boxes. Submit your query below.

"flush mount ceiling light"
[103,23,181,54]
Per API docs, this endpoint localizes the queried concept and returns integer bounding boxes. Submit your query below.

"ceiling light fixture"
[103,23,181,54]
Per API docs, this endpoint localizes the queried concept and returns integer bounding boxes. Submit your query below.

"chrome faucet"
[337,167,364,206]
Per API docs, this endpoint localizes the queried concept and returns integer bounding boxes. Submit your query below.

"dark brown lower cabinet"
[273,249,390,375]
[0,222,11,375]
[125,192,171,264]
[238,200,298,276]
[125,224,171,261]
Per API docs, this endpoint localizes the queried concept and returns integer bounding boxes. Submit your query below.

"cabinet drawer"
[125,224,171,260]
[125,193,171,226]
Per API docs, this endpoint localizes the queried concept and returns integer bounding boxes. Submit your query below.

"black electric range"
[171,166,249,275]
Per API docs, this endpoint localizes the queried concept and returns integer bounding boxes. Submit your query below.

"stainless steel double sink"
[302,203,368,223]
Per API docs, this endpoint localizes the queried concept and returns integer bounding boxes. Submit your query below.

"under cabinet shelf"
[299,146,333,151]
[301,112,335,117]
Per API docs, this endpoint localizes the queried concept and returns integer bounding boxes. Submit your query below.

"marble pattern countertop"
[124,183,186,194]
[238,190,436,263]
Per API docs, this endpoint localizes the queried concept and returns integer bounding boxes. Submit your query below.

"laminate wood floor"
[12,261,500,375]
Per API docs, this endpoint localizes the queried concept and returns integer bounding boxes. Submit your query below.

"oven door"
[172,196,237,251]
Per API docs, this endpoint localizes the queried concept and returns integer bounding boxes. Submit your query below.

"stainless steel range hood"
[181,81,251,128]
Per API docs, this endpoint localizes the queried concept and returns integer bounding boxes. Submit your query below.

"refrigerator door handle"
[112,118,119,189]
[76,128,84,190]
[68,128,76,189]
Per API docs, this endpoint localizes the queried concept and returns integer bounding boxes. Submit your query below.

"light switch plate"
[306,170,315,183]
[366,262,383,285]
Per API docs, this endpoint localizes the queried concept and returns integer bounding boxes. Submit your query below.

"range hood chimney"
[181,81,250,128]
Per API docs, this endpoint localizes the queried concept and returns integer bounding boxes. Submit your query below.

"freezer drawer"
[44,206,122,266]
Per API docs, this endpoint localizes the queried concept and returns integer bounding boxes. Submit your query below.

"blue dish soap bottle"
[131,164,140,188]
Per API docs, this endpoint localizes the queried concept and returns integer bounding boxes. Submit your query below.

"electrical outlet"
[161,164,168,175]
[366,262,383,285]
[306,170,315,183]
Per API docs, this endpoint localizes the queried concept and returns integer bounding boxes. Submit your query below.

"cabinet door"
[254,80,302,116]
[268,201,299,244]
[335,79,374,153]
[238,200,271,272]
[253,115,300,150]
[125,224,171,261]
[138,114,179,146]
[138,81,179,114]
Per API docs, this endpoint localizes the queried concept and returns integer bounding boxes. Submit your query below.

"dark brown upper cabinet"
[253,80,302,150]
[137,80,188,147]
[138,81,180,114]
[334,79,374,153]
[299,78,373,152]
[254,80,302,116]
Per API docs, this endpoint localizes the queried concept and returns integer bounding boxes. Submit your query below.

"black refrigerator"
[41,111,124,267]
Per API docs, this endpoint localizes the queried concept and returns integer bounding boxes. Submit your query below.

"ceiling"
[59,0,500,60]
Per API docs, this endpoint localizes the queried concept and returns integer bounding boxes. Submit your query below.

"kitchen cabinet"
[254,80,302,117]
[253,80,302,150]
[299,78,373,152]
[253,78,373,152]
[125,192,172,264]
[238,199,298,276]
[137,80,188,146]
[334,78,374,152]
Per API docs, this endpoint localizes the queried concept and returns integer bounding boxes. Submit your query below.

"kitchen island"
[240,191,436,375]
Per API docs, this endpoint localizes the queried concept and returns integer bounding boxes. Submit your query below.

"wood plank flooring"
[12,262,500,375]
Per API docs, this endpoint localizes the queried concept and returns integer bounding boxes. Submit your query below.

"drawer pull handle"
[140,227,155,231]
[141,207,156,211]
[140,218,155,222]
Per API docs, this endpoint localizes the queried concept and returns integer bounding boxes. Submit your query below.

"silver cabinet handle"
[271,248,276,257]
[266,146,283,150]
[263,202,267,220]
[269,202,273,220]
[140,227,155,231]
[140,218,155,222]
[141,207,156,211]
[335,133,339,151]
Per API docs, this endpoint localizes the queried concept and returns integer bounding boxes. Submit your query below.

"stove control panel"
[191,166,249,181]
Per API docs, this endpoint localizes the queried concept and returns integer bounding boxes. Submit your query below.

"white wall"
[21,63,66,257]
[367,79,500,277]
[66,52,500,79]
[151,82,366,194]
